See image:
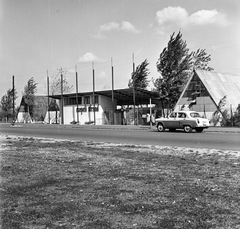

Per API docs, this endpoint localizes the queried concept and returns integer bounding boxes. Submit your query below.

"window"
[84,96,90,104]
[76,96,82,105]
[169,112,177,118]
[69,98,76,105]
[178,113,186,118]
[190,112,201,118]
[94,95,99,104]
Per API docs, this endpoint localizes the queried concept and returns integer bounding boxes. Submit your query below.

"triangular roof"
[18,96,59,112]
[196,70,240,109]
[176,70,240,111]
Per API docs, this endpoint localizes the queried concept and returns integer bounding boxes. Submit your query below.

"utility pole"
[60,68,64,124]
[111,58,115,125]
[75,65,79,124]
[47,71,50,124]
[12,75,15,125]
[150,98,152,129]
[132,53,136,125]
[92,62,96,124]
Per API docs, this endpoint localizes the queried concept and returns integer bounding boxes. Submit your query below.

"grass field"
[1,135,240,228]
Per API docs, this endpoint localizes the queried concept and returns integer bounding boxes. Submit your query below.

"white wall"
[62,94,119,125]
[63,105,102,125]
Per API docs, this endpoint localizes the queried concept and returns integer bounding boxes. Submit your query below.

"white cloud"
[100,21,141,34]
[78,52,105,63]
[156,6,188,27]
[100,21,120,31]
[189,9,228,26]
[121,21,141,34]
[155,7,229,34]
[97,71,107,79]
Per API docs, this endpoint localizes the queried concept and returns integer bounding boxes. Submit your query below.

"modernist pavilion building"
[16,70,240,126]
[49,88,159,125]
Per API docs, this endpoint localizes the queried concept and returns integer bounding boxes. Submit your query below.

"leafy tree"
[191,49,214,71]
[0,88,18,122]
[153,31,192,117]
[50,69,73,95]
[23,77,38,119]
[233,104,240,126]
[128,59,150,89]
[212,95,228,126]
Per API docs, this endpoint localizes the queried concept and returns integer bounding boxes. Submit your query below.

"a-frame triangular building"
[175,70,240,120]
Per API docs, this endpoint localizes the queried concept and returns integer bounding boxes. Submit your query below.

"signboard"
[77,107,86,113]
[89,106,99,112]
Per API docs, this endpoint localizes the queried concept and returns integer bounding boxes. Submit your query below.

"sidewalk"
[204,126,240,133]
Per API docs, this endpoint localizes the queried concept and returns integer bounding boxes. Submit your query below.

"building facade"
[175,70,240,124]
[50,88,159,125]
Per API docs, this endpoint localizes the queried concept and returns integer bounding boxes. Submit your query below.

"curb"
[71,124,240,133]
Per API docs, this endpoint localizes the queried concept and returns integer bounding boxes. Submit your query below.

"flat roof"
[49,88,160,106]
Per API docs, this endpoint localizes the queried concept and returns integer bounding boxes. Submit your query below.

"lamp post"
[132,53,136,125]
[111,58,115,125]
[47,72,50,124]
[60,68,64,124]
[92,62,96,125]
[75,65,79,124]
[11,75,15,126]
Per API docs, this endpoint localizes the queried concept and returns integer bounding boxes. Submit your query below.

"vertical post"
[12,75,15,124]
[47,72,50,124]
[60,69,64,124]
[150,98,152,129]
[75,65,79,124]
[203,104,206,118]
[92,62,96,124]
[132,53,136,125]
[111,58,115,125]
[230,104,233,127]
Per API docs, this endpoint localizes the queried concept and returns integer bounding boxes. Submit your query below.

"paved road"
[0,123,239,151]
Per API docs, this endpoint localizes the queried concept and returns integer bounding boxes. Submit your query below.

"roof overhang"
[49,88,160,106]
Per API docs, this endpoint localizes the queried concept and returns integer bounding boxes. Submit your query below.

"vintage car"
[155,111,210,133]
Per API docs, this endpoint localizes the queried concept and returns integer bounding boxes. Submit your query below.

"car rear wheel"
[157,123,165,132]
[195,128,204,133]
[184,125,192,133]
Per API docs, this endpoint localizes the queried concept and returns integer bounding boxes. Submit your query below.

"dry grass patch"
[1,135,240,228]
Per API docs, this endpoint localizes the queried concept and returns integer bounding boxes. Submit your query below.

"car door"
[165,112,178,128]
[178,112,187,128]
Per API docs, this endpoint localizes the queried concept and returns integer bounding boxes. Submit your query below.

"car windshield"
[190,112,201,118]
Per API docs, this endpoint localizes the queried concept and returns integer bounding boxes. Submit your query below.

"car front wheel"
[184,125,192,133]
[157,123,165,132]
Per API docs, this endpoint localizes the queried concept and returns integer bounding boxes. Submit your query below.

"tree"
[0,88,18,122]
[191,49,214,71]
[153,31,192,117]
[128,59,150,90]
[50,69,73,95]
[23,77,38,120]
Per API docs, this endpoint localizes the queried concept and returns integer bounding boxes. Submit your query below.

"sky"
[1,0,240,105]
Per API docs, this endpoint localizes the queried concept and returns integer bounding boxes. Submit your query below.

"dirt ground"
[1,135,240,228]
